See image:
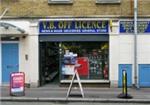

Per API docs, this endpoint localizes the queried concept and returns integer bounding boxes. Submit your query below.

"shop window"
[96,0,121,4]
[48,0,73,4]
[60,42,109,80]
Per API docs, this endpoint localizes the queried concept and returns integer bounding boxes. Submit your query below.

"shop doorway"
[39,41,109,86]
[39,42,60,86]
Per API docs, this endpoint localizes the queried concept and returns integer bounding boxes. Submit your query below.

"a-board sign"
[10,72,25,96]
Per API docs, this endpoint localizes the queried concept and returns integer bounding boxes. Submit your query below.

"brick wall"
[0,0,150,17]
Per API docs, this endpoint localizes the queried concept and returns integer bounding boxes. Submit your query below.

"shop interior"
[39,42,109,86]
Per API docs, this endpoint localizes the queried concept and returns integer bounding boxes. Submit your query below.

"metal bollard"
[118,70,132,99]
[122,70,127,96]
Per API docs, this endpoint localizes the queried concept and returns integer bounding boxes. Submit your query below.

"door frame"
[1,41,19,44]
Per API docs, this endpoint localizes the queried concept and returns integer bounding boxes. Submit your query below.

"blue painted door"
[139,64,150,87]
[2,43,19,83]
[118,64,132,87]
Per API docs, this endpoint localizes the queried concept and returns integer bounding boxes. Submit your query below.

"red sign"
[10,72,25,96]
[77,57,89,76]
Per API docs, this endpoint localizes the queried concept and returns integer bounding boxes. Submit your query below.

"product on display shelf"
[63,52,77,65]
[88,53,107,79]
[62,52,78,77]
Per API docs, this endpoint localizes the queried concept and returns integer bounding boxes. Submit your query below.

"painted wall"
[110,20,150,87]
[137,35,150,64]
[109,35,119,87]
[109,21,134,87]
[19,22,39,87]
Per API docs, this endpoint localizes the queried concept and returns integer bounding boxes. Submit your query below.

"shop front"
[39,19,110,86]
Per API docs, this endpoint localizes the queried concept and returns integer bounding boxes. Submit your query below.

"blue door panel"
[2,43,19,83]
[139,64,150,87]
[118,64,132,87]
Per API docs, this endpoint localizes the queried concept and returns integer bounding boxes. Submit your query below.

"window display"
[62,52,77,75]
[61,42,109,80]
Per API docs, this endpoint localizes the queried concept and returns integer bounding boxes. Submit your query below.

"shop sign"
[39,20,109,34]
[10,72,25,96]
[120,21,150,33]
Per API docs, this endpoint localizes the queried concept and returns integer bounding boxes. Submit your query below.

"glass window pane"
[60,42,109,80]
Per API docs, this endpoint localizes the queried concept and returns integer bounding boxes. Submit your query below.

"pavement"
[1,84,150,103]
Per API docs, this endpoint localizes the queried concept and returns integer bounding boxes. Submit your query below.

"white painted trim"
[96,0,121,4]
[119,19,150,21]
[61,80,110,83]
[39,18,111,21]
[1,41,19,43]
[48,0,73,4]
[39,18,150,22]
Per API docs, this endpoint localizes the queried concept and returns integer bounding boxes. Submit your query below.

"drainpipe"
[134,0,139,88]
